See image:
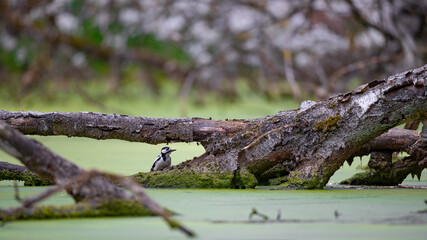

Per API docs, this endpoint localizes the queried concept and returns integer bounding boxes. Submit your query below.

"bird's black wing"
[151,155,162,171]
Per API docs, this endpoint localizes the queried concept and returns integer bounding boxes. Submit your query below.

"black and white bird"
[151,146,176,171]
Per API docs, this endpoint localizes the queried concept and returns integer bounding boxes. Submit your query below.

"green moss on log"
[231,169,258,189]
[132,169,257,189]
[0,199,155,222]
[339,170,403,186]
[270,172,325,189]
[0,169,53,186]
[239,169,258,188]
[314,114,341,132]
[268,176,288,186]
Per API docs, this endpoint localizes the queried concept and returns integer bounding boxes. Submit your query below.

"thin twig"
[249,208,269,221]
[21,185,63,208]
[13,181,21,202]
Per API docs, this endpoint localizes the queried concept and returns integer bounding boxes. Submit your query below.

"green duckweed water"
[0,186,426,240]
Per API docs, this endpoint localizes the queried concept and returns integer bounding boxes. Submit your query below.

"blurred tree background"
[1,0,426,116]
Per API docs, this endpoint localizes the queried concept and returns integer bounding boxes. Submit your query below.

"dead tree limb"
[1,65,426,189]
[0,110,249,145]
[0,120,194,237]
[0,120,130,202]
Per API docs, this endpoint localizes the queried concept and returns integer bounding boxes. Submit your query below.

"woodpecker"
[151,146,176,171]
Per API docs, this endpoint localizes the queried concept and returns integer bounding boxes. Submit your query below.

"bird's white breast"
[153,155,171,171]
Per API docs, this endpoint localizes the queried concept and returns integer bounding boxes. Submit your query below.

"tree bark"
[1,65,426,189]
[0,110,249,145]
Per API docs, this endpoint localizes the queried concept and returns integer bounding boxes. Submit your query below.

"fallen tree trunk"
[3,128,420,187]
[1,65,426,189]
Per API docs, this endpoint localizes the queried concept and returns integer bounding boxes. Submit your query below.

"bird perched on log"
[151,146,176,172]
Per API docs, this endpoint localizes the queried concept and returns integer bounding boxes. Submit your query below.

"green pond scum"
[0,187,426,240]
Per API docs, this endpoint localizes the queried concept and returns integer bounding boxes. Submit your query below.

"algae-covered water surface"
[0,186,426,240]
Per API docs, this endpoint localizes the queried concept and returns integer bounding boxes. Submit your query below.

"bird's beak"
[168,149,176,153]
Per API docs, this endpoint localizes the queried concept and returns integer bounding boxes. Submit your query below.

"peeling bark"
[1,65,426,189]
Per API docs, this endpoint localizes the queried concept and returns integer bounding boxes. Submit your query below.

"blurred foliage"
[0,0,426,107]
[127,34,190,63]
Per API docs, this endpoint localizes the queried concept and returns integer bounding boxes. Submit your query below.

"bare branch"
[0,111,250,145]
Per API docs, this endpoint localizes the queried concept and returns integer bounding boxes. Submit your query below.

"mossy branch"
[0,161,52,186]
[1,169,196,237]
[0,199,156,221]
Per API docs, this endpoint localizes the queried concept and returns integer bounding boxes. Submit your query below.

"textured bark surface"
[1,65,426,189]
[0,111,249,145]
